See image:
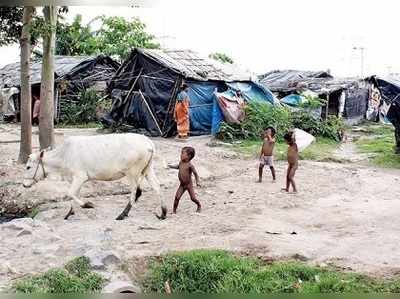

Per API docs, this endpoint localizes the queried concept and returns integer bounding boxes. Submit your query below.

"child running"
[258,127,276,183]
[170,146,202,214]
[282,131,299,193]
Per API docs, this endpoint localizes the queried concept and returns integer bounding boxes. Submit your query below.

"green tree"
[0,7,24,46]
[55,15,159,60]
[0,7,67,48]
[56,15,97,56]
[209,52,234,64]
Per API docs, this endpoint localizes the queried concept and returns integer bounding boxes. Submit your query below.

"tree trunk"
[18,7,34,164]
[39,6,57,150]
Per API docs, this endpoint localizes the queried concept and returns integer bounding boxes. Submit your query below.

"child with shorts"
[258,127,276,183]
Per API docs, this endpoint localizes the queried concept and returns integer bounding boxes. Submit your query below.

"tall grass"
[143,250,400,293]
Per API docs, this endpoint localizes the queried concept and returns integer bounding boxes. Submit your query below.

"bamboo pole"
[138,89,162,136]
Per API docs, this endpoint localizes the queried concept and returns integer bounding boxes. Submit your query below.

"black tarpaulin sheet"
[103,50,180,137]
[374,77,400,105]
[373,77,400,126]
[55,55,120,119]
[387,101,400,125]
[344,88,369,118]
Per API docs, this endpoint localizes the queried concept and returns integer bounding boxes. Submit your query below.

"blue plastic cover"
[281,94,304,106]
[226,81,278,105]
[211,94,225,135]
[187,81,219,136]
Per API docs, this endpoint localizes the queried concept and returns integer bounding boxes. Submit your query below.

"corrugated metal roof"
[139,48,251,81]
[0,56,93,87]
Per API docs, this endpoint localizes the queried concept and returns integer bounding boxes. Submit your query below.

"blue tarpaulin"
[281,94,304,106]
[227,82,278,104]
[211,81,278,135]
[187,81,219,136]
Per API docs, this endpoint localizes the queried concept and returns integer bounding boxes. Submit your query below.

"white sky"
[1,0,399,77]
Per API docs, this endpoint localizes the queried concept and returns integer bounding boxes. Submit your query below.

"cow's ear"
[39,151,44,159]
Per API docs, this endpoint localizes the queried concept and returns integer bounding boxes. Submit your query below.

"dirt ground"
[1,124,400,289]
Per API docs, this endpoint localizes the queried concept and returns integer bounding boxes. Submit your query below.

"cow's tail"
[141,143,156,178]
[141,140,167,179]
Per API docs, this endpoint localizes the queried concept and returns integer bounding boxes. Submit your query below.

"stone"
[103,281,141,293]
[84,249,121,270]
[48,235,63,242]
[32,244,62,256]
[1,262,18,275]
[16,229,33,237]
[32,219,52,231]
[2,218,33,231]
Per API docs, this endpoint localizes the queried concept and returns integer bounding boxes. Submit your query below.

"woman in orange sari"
[174,84,190,139]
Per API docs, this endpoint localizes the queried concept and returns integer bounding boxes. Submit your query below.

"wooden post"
[138,89,162,136]
[325,93,330,119]
[161,77,181,134]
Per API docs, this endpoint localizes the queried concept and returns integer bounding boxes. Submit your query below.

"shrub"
[218,102,344,142]
[299,92,327,109]
[218,103,292,141]
[13,257,105,293]
[61,88,105,125]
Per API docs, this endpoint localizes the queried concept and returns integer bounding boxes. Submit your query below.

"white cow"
[22,133,167,220]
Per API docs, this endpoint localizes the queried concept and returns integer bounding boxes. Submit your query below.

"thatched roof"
[259,69,365,94]
[139,48,251,81]
[0,56,94,87]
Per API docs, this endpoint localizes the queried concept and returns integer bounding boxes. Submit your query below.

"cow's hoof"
[81,201,95,209]
[116,214,126,221]
[155,208,167,220]
[64,207,75,220]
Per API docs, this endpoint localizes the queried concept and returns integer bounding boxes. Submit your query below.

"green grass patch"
[355,124,400,168]
[231,138,339,162]
[353,122,394,136]
[56,122,101,129]
[13,257,105,293]
[300,138,340,162]
[27,207,40,219]
[143,250,400,293]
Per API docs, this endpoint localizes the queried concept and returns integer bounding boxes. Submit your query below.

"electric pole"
[353,46,365,78]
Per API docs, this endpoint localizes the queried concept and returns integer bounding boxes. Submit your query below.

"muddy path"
[1,124,400,289]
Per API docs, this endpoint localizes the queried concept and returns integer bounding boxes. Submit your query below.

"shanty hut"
[368,75,400,152]
[0,55,120,121]
[259,70,371,124]
[102,48,276,137]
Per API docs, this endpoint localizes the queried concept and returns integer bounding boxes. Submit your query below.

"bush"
[61,88,105,125]
[13,257,105,293]
[299,92,327,109]
[143,250,400,293]
[218,102,292,141]
[218,102,344,142]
